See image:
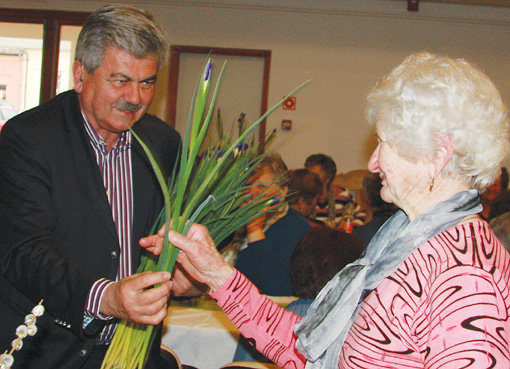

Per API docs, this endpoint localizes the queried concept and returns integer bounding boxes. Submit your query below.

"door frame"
[167,45,271,143]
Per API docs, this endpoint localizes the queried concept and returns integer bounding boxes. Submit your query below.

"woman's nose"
[367,145,380,173]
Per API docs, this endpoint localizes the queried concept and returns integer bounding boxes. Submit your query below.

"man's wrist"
[85,278,115,320]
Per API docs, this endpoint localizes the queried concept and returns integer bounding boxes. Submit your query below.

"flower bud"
[32,304,45,317]
[11,338,22,351]
[27,324,38,337]
[15,325,27,339]
[24,314,36,326]
[0,353,14,368]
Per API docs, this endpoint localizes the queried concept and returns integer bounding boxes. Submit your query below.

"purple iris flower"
[205,62,212,82]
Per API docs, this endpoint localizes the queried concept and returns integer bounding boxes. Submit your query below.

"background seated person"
[352,172,398,246]
[286,227,365,317]
[287,168,325,227]
[233,226,365,363]
[221,152,311,296]
[488,188,510,221]
[304,154,366,228]
[481,166,508,219]
[489,212,510,252]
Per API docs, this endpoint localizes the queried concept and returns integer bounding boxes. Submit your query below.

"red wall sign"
[282,96,296,110]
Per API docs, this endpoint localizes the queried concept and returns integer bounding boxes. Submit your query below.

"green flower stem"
[189,59,212,152]
[171,63,225,240]
[102,57,308,369]
[179,80,309,228]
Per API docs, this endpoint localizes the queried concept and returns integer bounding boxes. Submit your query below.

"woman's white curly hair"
[366,52,509,192]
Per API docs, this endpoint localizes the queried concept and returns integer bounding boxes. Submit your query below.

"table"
[161,295,296,369]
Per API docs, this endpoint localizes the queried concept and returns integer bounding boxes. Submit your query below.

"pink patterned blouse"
[210,220,510,368]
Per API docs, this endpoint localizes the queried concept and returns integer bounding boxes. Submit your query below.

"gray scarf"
[294,190,482,369]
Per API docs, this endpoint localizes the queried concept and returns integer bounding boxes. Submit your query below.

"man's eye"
[110,79,127,87]
[141,80,156,89]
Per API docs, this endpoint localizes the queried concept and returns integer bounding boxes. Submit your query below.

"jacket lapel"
[63,93,119,243]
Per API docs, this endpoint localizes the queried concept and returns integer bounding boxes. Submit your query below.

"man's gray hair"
[75,5,166,73]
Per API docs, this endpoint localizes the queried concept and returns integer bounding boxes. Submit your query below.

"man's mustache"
[114,99,143,113]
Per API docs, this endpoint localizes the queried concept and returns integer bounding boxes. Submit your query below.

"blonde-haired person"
[142,52,510,368]
[221,152,311,296]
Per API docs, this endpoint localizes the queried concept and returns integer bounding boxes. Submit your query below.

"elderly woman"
[142,52,510,368]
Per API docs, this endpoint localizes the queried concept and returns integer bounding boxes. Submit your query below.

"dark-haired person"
[352,172,398,246]
[287,168,325,227]
[304,154,366,228]
[0,5,180,368]
[233,226,364,362]
[287,227,364,317]
[481,166,509,219]
[488,188,510,221]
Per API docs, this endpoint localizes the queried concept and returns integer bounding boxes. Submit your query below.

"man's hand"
[100,271,171,325]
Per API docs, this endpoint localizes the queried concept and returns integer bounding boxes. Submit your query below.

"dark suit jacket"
[0,90,181,368]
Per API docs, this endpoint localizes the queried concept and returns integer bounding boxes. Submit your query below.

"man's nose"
[124,83,142,105]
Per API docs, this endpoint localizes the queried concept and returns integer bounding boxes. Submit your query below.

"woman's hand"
[140,224,234,292]
[170,264,209,297]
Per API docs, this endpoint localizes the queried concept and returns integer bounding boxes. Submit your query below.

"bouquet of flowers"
[101,58,308,369]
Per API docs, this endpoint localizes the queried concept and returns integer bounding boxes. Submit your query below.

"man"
[0,5,181,368]
[352,172,398,246]
[304,154,366,229]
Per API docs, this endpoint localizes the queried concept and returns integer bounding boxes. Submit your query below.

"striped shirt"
[82,116,133,345]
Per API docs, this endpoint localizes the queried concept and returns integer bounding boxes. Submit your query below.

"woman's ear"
[430,131,454,179]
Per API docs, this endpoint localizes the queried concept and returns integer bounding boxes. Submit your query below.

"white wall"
[4,0,510,173]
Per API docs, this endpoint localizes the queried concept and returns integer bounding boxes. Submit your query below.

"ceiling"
[396,0,510,7]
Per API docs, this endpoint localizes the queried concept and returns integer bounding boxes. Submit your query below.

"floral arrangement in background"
[101,58,308,369]
[0,301,45,369]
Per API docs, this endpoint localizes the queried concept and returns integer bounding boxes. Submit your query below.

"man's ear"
[429,131,454,179]
[72,60,85,93]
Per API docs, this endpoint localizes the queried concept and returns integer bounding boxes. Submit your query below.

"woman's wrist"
[208,263,235,291]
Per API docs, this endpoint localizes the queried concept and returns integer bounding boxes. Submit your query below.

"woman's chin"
[380,189,394,205]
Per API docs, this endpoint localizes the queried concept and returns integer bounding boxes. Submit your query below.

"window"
[0,8,89,112]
